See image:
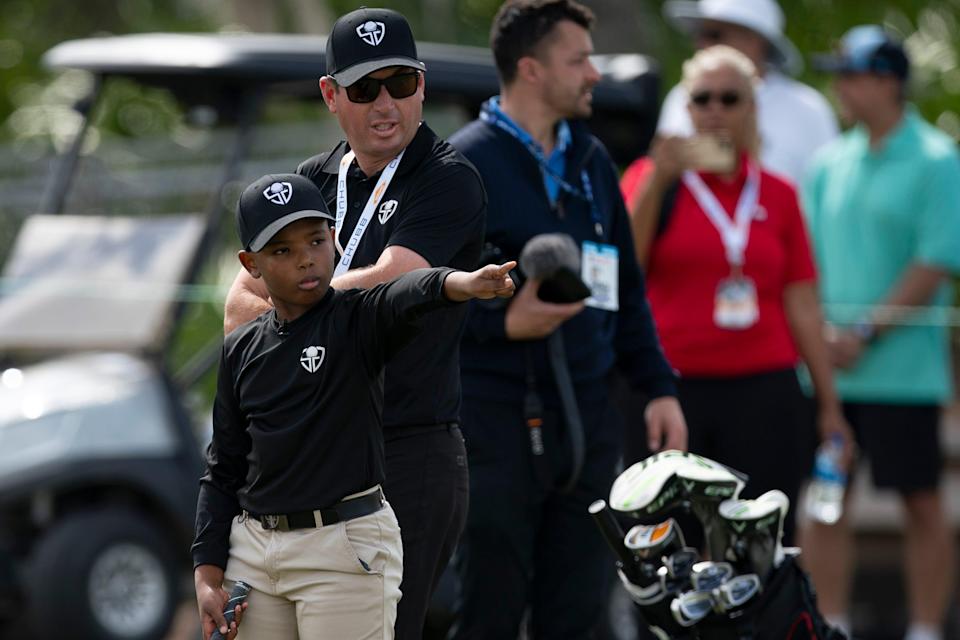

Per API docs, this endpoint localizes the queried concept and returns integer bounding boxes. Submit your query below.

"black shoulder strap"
[655,179,681,238]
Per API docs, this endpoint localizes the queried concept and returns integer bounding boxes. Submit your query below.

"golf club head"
[610,451,746,519]
[671,589,714,627]
[689,561,734,592]
[657,546,701,596]
[624,518,686,560]
[718,490,789,580]
[713,573,763,613]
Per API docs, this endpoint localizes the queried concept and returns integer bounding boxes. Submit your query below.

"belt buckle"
[262,514,281,530]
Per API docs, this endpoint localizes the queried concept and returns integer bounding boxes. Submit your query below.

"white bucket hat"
[663,0,803,75]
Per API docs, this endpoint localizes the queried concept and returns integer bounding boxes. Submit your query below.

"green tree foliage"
[646,0,960,137]
[326,0,502,47]
[6,1,960,143]
[0,0,218,144]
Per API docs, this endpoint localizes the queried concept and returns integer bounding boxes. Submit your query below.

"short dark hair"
[490,0,595,85]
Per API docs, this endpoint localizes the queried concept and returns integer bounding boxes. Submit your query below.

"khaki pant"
[224,500,403,639]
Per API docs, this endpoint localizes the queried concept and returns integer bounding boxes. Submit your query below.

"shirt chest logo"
[378,199,398,224]
[299,345,326,373]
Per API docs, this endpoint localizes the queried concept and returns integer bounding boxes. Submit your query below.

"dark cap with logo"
[325,7,426,87]
[813,25,909,80]
[237,173,334,252]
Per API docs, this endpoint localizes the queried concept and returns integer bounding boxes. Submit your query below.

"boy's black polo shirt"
[192,268,457,570]
[297,124,486,429]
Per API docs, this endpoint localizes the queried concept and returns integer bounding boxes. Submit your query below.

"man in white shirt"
[657,0,838,185]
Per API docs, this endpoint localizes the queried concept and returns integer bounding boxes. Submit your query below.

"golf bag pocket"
[695,555,845,640]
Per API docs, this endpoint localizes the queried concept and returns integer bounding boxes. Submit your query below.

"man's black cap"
[237,173,334,252]
[325,7,426,87]
[813,25,909,81]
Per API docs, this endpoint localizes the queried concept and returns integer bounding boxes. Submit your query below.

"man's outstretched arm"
[223,245,430,335]
[224,268,272,335]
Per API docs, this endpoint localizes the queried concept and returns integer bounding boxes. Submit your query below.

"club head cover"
[610,450,746,518]
[718,489,789,580]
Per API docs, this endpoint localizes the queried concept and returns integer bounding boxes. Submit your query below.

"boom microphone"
[518,233,592,304]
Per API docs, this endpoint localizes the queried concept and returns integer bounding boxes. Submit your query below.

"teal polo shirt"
[802,107,960,403]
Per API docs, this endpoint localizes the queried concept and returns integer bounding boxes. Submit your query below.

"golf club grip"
[588,500,640,582]
[210,581,251,640]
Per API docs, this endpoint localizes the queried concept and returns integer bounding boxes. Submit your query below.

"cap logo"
[264,181,293,205]
[300,345,326,373]
[357,21,385,46]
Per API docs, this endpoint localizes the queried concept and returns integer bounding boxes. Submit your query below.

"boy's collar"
[270,287,335,333]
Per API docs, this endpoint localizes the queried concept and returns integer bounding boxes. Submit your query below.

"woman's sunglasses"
[690,90,742,108]
[345,71,420,104]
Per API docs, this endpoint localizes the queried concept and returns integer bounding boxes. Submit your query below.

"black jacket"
[192,268,457,570]
[449,116,676,402]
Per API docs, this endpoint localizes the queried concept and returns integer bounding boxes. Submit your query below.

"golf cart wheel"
[27,507,178,640]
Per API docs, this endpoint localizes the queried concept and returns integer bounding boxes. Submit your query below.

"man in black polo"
[223,8,485,639]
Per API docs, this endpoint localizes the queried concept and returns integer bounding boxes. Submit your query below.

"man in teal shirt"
[802,26,960,640]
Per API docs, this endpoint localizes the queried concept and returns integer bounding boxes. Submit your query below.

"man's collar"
[481,96,572,157]
[851,105,915,156]
[321,122,435,178]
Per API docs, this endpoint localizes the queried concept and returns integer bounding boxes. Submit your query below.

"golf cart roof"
[42,32,498,85]
[43,33,660,154]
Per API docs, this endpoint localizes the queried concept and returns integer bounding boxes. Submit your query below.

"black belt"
[384,422,460,441]
[245,487,385,532]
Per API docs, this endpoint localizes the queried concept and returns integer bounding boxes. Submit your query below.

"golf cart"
[0,32,660,640]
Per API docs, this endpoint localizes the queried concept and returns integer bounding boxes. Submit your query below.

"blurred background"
[0,1,958,639]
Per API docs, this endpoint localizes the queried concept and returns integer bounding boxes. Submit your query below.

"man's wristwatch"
[851,321,878,345]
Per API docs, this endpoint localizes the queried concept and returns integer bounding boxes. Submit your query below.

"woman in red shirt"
[621,45,850,543]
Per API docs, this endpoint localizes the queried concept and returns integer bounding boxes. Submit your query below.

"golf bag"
[591,451,846,640]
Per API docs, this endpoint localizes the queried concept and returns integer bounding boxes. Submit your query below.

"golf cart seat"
[0,213,205,354]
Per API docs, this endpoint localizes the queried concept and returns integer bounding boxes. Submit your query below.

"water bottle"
[805,434,847,525]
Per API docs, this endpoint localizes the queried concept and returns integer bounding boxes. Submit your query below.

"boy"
[192,173,513,639]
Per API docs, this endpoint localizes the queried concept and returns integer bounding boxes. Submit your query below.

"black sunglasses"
[690,90,742,108]
[345,71,420,104]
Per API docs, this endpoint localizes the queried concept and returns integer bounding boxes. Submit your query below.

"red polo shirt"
[621,155,816,377]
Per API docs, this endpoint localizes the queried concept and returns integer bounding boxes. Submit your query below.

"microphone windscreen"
[519,233,581,280]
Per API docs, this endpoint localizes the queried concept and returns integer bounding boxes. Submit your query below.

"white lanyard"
[334,148,405,277]
[682,164,760,267]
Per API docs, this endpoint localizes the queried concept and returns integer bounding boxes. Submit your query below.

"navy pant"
[450,392,621,639]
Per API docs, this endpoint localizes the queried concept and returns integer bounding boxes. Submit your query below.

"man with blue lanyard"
[448,1,687,637]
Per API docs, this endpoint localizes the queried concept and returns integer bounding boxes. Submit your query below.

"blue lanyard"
[481,98,605,239]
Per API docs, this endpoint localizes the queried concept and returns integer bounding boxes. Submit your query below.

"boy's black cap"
[237,173,334,252]
[325,7,426,87]
[813,25,909,81]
